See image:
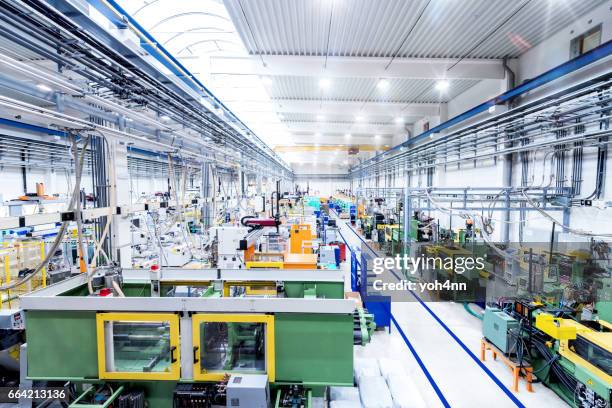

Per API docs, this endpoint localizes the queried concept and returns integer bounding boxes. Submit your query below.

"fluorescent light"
[160,115,171,122]
[394,117,404,124]
[344,133,351,139]
[315,132,322,138]
[435,80,450,91]
[261,76,273,85]
[37,83,52,92]
[319,78,331,89]
[278,113,285,120]
[374,134,380,140]
[316,114,325,121]
[377,79,389,90]
[355,115,365,122]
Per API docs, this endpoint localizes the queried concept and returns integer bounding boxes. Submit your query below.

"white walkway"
[333,212,568,408]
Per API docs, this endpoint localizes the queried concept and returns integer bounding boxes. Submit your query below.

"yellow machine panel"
[191,314,275,382]
[535,313,589,340]
[96,313,181,381]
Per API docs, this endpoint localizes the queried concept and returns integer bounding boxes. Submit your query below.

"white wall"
[368,2,612,243]
[517,0,612,104]
[519,1,612,82]
[129,175,169,201]
[296,179,350,196]
[447,79,508,119]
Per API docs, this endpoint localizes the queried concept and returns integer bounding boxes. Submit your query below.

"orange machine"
[289,224,314,254]
[283,253,318,269]
[18,183,54,201]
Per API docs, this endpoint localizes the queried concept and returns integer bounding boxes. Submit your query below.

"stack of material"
[360,375,394,408]
[378,358,427,408]
[344,357,427,408]
[330,386,361,408]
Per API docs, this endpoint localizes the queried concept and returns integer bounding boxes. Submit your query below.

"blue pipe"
[0,117,66,137]
[0,116,183,163]
[369,39,612,162]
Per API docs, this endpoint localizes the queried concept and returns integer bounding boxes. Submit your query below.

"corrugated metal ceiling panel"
[224,0,607,58]
[281,112,395,125]
[268,76,480,103]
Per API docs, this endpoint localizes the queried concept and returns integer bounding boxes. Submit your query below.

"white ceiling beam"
[284,122,408,136]
[288,134,393,144]
[210,55,504,80]
[226,99,440,117]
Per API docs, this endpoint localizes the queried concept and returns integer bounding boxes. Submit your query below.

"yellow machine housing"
[536,313,612,388]
[191,313,275,382]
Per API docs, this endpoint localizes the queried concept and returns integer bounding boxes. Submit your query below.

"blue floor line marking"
[333,215,450,408]
[408,289,526,408]
[390,314,452,408]
[340,219,525,408]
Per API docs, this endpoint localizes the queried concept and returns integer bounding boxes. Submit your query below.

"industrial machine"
[16,265,374,407]
[482,299,611,408]
[0,309,24,375]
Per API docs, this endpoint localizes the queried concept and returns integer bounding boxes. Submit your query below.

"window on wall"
[570,24,602,58]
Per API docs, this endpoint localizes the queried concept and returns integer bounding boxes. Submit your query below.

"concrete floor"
[335,213,569,408]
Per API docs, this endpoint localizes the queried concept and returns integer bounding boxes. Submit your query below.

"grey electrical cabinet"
[226,374,270,407]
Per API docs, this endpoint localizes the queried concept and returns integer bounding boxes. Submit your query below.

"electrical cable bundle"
[0,135,89,291]
[116,390,145,408]
[528,329,578,395]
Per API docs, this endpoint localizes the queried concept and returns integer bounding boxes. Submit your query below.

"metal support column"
[108,136,132,268]
[403,185,411,255]
[201,162,212,229]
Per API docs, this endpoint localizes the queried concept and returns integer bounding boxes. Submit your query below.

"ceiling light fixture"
[319,78,331,89]
[394,117,405,124]
[37,83,52,92]
[355,115,365,122]
[160,115,171,122]
[316,114,325,121]
[377,79,389,90]
[344,133,352,139]
[261,76,273,85]
[435,79,450,91]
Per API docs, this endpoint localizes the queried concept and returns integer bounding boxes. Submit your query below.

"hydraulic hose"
[463,302,484,320]
[0,135,89,291]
